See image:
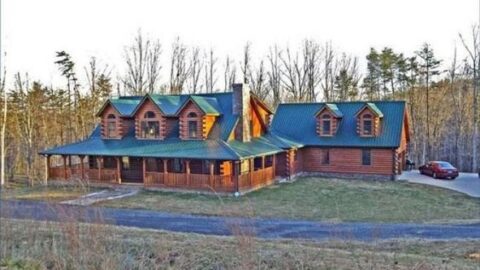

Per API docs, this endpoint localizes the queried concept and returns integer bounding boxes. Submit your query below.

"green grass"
[99,177,480,223]
[0,181,99,202]
[1,218,479,269]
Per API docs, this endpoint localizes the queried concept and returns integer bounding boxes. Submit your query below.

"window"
[141,121,160,138]
[362,114,373,135]
[187,112,198,118]
[144,111,156,119]
[321,114,332,135]
[106,114,116,138]
[188,121,198,138]
[362,149,371,166]
[321,149,330,165]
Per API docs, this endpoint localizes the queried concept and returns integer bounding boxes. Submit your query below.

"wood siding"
[100,104,127,139]
[301,147,394,175]
[178,101,215,140]
[356,107,381,137]
[316,110,339,136]
[250,98,270,138]
[134,98,166,139]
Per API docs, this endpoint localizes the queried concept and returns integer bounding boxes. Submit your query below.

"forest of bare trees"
[0,27,479,185]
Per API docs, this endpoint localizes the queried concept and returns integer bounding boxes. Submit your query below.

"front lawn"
[99,177,480,223]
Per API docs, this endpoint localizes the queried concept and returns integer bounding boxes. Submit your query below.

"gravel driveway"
[399,170,480,198]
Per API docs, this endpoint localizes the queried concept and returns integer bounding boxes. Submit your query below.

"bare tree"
[241,42,251,84]
[249,60,268,100]
[280,46,307,102]
[224,56,236,91]
[0,65,5,186]
[123,30,162,95]
[267,45,283,107]
[460,25,480,172]
[204,48,217,93]
[303,39,322,102]
[169,37,189,94]
[188,47,203,93]
[321,41,336,102]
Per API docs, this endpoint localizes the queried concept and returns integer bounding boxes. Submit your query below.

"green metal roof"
[188,96,222,116]
[40,126,241,160]
[110,97,142,116]
[226,137,284,159]
[360,103,384,118]
[316,103,343,118]
[271,101,405,148]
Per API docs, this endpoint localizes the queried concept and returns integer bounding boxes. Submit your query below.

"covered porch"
[45,154,279,193]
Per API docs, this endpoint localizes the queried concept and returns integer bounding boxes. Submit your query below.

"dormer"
[176,96,221,140]
[356,103,383,137]
[315,103,343,137]
[133,96,166,140]
[97,101,124,139]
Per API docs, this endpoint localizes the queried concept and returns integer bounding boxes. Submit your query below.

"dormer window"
[356,103,383,137]
[321,114,332,136]
[106,114,116,138]
[187,112,199,139]
[140,111,160,139]
[362,114,373,136]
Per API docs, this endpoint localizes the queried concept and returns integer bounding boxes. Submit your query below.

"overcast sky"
[2,0,479,89]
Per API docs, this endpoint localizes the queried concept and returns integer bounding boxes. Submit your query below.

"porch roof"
[40,126,286,160]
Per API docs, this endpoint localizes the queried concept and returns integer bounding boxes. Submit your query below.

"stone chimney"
[232,83,251,142]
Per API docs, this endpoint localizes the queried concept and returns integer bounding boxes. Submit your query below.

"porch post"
[44,155,50,185]
[233,160,240,193]
[62,155,67,180]
[209,160,215,189]
[249,158,254,186]
[163,159,168,184]
[142,157,146,184]
[79,155,85,180]
[116,157,121,184]
[97,156,103,181]
[185,160,191,186]
[272,154,277,178]
[68,155,72,168]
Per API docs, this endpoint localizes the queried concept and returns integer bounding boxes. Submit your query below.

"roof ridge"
[279,100,406,105]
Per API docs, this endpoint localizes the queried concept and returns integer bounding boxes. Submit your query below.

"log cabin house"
[40,83,410,193]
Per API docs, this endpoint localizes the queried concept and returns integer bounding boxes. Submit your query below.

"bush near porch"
[98,177,480,223]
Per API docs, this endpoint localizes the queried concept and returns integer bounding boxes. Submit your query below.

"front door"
[121,157,143,183]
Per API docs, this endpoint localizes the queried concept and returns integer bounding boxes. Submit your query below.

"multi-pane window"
[362,149,371,166]
[321,149,330,165]
[362,114,373,135]
[140,111,160,139]
[321,114,332,135]
[188,121,198,138]
[106,114,116,138]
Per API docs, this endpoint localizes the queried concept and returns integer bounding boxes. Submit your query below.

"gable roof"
[95,97,143,117]
[175,96,222,116]
[271,101,406,148]
[315,103,343,118]
[355,102,384,118]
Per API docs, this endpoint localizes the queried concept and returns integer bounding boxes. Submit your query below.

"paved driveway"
[2,200,480,241]
[399,170,480,198]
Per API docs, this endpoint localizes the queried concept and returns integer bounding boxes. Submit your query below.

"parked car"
[419,161,459,180]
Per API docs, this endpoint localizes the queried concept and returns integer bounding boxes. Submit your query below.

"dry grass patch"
[1,218,479,269]
[0,180,102,202]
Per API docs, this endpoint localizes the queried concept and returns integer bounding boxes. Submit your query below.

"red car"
[419,161,459,180]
